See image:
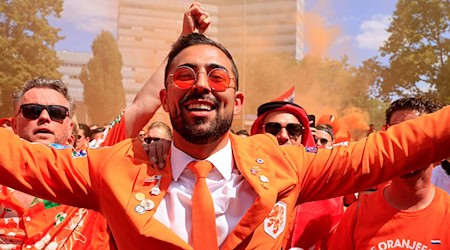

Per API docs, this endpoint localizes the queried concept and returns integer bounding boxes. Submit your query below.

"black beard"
[171,113,232,144]
[170,92,233,144]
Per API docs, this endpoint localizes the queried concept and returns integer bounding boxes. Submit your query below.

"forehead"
[20,88,69,107]
[315,130,332,140]
[169,44,233,72]
[389,109,421,125]
[148,127,166,136]
[262,111,300,124]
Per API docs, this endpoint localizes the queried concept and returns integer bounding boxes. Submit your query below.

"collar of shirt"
[170,140,233,182]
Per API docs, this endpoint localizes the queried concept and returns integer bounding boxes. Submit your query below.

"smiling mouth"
[186,103,214,111]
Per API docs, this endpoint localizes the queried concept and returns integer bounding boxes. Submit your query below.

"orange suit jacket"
[0,107,449,249]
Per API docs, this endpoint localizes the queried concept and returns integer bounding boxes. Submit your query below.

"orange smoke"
[304,12,341,58]
[338,107,370,141]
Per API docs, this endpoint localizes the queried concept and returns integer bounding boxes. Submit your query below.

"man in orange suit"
[0,32,449,250]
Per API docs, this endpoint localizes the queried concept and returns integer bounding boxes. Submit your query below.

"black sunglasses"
[144,137,161,144]
[263,122,303,139]
[314,136,329,145]
[19,104,69,122]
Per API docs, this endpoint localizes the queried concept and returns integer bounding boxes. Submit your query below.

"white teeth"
[187,103,212,111]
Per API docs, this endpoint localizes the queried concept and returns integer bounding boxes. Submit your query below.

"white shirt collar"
[170,140,233,181]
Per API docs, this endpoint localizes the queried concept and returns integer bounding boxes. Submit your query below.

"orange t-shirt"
[329,186,450,249]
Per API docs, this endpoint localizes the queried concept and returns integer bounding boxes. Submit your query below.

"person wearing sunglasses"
[5,77,114,249]
[251,101,344,249]
[96,2,211,153]
[13,91,72,146]
[0,30,450,250]
[313,123,335,148]
[250,101,315,146]
[145,121,172,144]
[137,130,147,144]
[76,123,92,151]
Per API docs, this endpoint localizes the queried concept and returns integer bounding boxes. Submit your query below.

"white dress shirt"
[153,140,257,247]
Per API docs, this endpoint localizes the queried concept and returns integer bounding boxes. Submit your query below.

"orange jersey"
[329,186,450,249]
[0,106,448,249]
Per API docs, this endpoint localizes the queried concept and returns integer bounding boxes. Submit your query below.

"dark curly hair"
[385,96,443,125]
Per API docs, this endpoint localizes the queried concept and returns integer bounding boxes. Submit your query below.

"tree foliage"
[380,0,450,104]
[0,0,63,117]
[80,31,125,125]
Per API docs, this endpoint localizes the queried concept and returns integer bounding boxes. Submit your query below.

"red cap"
[251,101,315,147]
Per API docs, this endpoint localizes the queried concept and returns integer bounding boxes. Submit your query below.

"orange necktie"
[188,160,218,249]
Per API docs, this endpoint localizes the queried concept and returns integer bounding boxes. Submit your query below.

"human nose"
[278,127,290,140]
[37,108,51,122]
[192,71,211,92]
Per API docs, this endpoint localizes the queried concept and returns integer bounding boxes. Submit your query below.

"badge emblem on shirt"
[49,143,72,150]
[264,201,287,239]
[305,146,318,153]
[72,150,87,158]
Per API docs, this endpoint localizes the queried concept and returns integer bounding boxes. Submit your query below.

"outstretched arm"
[124,2,211,138]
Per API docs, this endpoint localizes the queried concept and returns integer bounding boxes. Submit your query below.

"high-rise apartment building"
[57,50,91,124]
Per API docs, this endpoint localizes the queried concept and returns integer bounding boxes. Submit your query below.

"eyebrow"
[177,63,228,72]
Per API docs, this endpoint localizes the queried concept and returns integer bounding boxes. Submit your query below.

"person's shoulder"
[88,138,136,155]
[230,132,279,149]
[435,186,450,202]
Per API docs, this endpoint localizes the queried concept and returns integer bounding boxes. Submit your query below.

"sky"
[51,0,398,66]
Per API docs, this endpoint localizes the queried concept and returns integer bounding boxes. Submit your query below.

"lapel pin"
[259,175,269,183]
[134,205,146,215]
[135,192,146,201]
[150,187,161,196]
[250,166,262,175]
[145,175,162,196]
[255,158,264,164]
[140,199,155,211]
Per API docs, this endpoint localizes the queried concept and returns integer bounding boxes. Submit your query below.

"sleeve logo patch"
[264,201,287,239]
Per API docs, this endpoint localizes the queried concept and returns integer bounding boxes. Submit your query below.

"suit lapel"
[221,134,278,249]
[125,143,190,249]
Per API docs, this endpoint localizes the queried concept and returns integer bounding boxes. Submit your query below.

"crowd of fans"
[0,2,448,250]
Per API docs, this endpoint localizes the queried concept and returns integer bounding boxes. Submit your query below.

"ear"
[11,117,18,132]
[233,91,244,115]
[160,89,169,112]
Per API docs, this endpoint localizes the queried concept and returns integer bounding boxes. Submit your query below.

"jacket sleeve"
[285,106,450,202]
[0,129,101,210]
